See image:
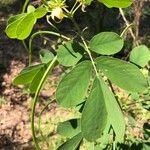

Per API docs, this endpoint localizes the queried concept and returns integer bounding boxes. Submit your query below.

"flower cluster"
[47,0,67,20]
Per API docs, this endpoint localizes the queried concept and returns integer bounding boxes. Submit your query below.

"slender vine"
[21,0,29,53]
[119,8,139,46]
[22,0,29,13]
[31,56,57,150]
[29,31,70,65]
[70,17,99,77]
[38,100,54,148]
[120,23,134,38]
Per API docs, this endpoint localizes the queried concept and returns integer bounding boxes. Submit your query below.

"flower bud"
[51,7,64,20]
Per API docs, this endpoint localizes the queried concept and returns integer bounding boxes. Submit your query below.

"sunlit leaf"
[130,45,150,67]
[6,12,36,40]
[89,32,124,55]
[34,6,47,18]
[99,0,132,8]
[5,6,47,40]
[29,65,47,93]
[27,5,36,13]
[13,64,44,85]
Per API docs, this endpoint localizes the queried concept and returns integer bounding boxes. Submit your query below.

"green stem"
[120,24,134,37]
[22,0,29,13]
[70,1,78,14]
[119,8,139,46]
[22,40,29,52]
[21,0,29,54]
[38,100,54,130]
[119,8,135,40]
[113,142,116,150]
[71,3,82,15]
[69,1,82,16]
[38,100,54,148]
[81,36,99,77]
[31,56,57,150]
[29,31,70,65]
[71,18,99,77]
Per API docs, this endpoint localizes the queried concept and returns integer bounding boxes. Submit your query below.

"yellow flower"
[51,7,64,20]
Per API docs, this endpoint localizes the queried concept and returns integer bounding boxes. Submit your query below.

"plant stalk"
[31,56,57,150]
[70,18,99,77]
[22,0,29,13]
[29,31,70,65]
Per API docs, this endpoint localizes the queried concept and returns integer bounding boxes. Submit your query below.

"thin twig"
[119,8,136,42]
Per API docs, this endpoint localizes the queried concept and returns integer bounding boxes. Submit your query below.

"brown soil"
[0,10,62,149]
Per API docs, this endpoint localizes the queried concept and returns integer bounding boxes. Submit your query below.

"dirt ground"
[0,6,76,149]
[0,9,61,149]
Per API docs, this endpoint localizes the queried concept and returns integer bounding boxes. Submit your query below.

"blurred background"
[0,0,150,149]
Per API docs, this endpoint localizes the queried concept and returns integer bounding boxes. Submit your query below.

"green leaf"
[6,14,26,38]
[39,49,54,64]
[96,56,148,92]
[57,133,82,150]
[57,119,81,138]
[6,12,36,40]
[94,145,104,150]
[99,0,132,8]
[89,32,124,55]
[98,77,125,142]
[27,5,36,13]
[13,64,44,85]
[130,45,150,67]
[34,6,47,19]
[16,12,36,40]
[56,61,92,108]
[7,14,26,24]
[81,77,107,142]
[29,65,47,93]
[5,6,46,40]
[84,0,93,5]
[57,41,84,67]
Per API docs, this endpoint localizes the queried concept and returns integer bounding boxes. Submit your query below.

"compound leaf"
[6,14,26,38]
[16,12,36,40]
[6,12,36,40]
[5,6,47,40]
